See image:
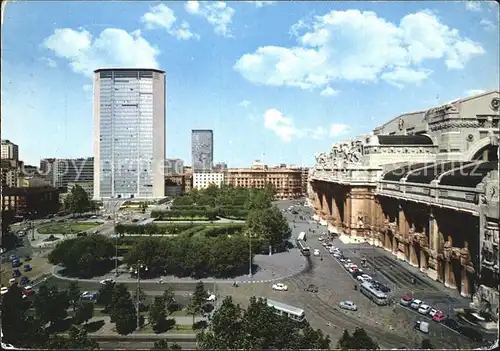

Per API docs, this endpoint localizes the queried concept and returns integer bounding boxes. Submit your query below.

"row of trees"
[115,223,244,236]
[124,235,252,278]
[63,184,99,216]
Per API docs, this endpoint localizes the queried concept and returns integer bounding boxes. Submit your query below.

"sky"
[1,0,499,167]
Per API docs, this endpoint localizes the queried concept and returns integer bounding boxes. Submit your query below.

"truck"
[414,320,429,334]
[297,232,306,241]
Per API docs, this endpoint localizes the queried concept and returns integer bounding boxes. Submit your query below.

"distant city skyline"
[2,1,498,166]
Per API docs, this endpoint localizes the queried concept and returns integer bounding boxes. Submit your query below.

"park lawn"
[1,256,53,285]
[37,222,101,234]
[170,309,190,317]
[140,323,196,334]
[155,217,210,221]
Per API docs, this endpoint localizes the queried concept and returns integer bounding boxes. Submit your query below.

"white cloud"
[320,86,339,97]
[239,100,251,107]
[185,1,235,37]
[234,9,484,91]
[465,1,482,12]
[263,108,348,142]
[43,28,160,77]
[480,19,497,31]
[465,89,486,96]
[141,4,199,41]
[41,57,57,68]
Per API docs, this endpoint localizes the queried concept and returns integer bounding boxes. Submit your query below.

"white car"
[318,237,323,241]
[333,252,342,258]
[313,249,320,256]
[429,308,439,317]
[206,294,216,302]
[418,304,431,315]
[339,301,358,311]
[100,279,115,285]
[343,260,353,268]
[410,299,423,310]
[272,283,288,291]
[1,287,9,295]
[356,274,372,282]
[348,265,360,274]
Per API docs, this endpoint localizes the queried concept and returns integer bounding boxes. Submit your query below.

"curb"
[51,255,308,285]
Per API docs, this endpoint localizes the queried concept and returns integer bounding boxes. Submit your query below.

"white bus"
[359,281,389,305]
[265,298,306,322]
[296,239,310,256]
[297,232,306,241]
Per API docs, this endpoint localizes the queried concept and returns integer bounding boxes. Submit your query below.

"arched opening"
[415,241,421,267]
[452,258,462,292]
[472,144,499,162]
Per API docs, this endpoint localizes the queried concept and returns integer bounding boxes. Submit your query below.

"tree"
[33,284,70,327]
[133,286,147,311]
[187,281,208,324]
[151,340,182,350]
[1,285,29,345]
[197,296,330,349]
[74,301,94,325]
[336,328,379,350]
[65,184,92,215]
[67,281,81,311]
[109,283,137,335]
[149,296,167,333]
[162,288,175,311]
[66,325,100,350]
[96,281,115,312]
[246,206,291,251]
[48,235,115,277]
[421,339,434,349]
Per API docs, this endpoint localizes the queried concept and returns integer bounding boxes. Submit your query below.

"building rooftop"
[377,135,434,145]
[93,68,165,74]
[382,163,435,181]
[2,186,58,195]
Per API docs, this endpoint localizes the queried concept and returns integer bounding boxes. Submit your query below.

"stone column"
[409,242,418,267]
[344,196,352,233]
[444,259,456,289]
[398,205,408,261]
[461,267,471,297]
[427,212,439,280]
[420,250,428,272]
[333,195,341,225]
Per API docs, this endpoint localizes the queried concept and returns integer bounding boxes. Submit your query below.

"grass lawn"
[1,256,53,285]
[37,222,101,234]
[140,323,196,334]
[170,309,190,317]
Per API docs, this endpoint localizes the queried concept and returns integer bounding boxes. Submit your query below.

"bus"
[359,281,390,305]
[296,239,310,256]
[265,298,306,322]
[297,232,306,241]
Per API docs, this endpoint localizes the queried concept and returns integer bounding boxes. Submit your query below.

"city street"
[98,340,197,350]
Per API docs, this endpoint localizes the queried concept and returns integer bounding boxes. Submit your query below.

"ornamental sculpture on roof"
[314,138,364,170]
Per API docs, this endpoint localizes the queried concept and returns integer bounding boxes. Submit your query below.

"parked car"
[19,276,29,286]
[318,237,323,241]
[23,286,35,296]
[418,304,431,315]
[348,265,360,274]
[12,259,21,268]
[429,308,439,317]
[12,269,21,278]
[410,299,423,310]
[23,264,32,272]
[400,295,413,306]
[352,270,364,278]
[80,291,97,301]
[372,282,391,292]
[414,320,429,334]
[304,284,319,293]
[356,274,372,282]
[1,287,9,295]
[24,255,32,261]
[432,311,447,322]
[272,283,288,291]
[339,301,358,311]
[313,249,321,256]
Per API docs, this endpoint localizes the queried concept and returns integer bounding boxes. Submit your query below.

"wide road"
[98,340,197,350]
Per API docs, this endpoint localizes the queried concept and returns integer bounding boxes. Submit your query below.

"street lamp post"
[30,210,37,241]
[248,232,252,278]
[135,262,147,331]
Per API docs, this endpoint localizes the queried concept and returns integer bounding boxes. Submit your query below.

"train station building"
[308,90,499,319]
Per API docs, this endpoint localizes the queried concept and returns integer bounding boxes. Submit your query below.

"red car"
[432,311,446,322]
[23,286,35,296]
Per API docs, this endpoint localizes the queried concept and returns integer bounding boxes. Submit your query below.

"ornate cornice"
[429,120,480,132]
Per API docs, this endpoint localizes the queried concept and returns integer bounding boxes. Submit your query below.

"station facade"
[309,91,499,318]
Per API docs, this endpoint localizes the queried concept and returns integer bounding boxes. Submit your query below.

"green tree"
[1,285,29,345]
[187,281,208,324]
[67,325,100,350]
[151,339,183,350]
[336,328,379,350]
[33,284,70,327]
[149,296,167,333]
[246,206,291,250]
[162,288,176,312]
[96,280,115,312]
[74,301,94,325]
[133,286,147,311]
[421,339,434,349]
[197,296,329,350]
[67,281,81,311]
[65,184,92,215]
[48,235,115,277]
[109,283,137,335]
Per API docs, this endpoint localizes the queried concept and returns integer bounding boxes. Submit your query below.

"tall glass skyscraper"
[191,129,214,171]
[93,68,166,199]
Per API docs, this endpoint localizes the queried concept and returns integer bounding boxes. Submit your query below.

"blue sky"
[2,1,499,167]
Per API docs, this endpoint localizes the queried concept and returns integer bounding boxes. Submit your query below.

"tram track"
[286,264,410,349]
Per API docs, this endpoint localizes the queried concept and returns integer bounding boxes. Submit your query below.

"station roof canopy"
[383,163,435,181]
[384,161,500,187]
[377,135,434,145]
